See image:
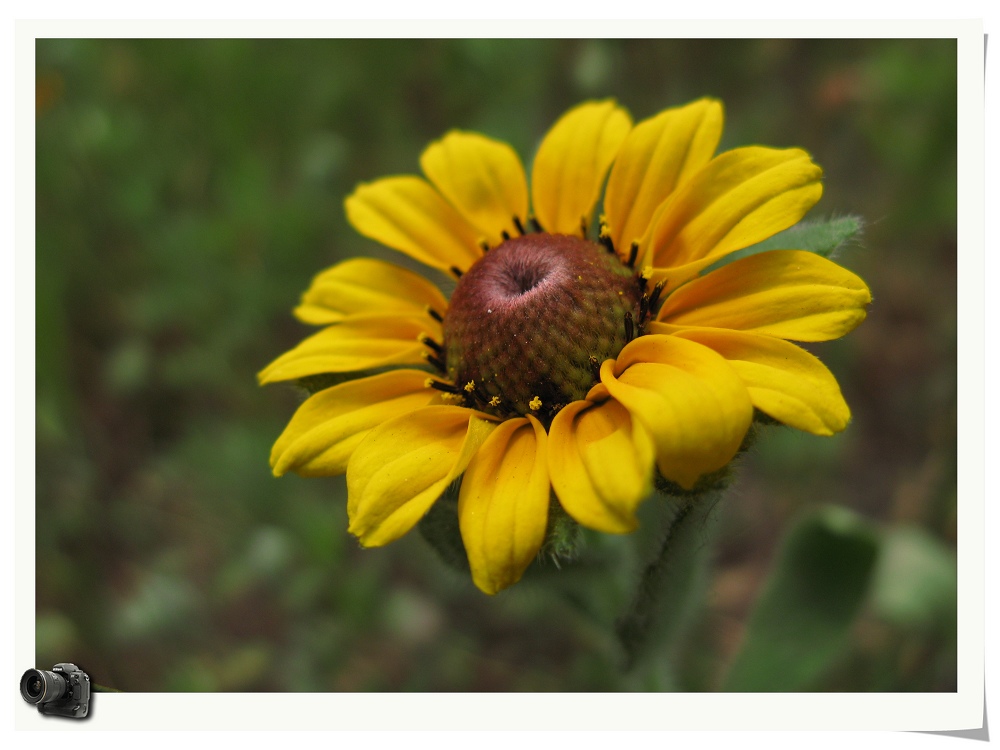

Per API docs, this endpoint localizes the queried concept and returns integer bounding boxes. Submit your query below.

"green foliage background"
[34,38,957,691]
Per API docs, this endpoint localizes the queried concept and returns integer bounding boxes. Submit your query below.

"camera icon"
[20,663,91,718]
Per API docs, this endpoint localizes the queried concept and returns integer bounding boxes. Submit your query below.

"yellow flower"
[260,99,871,595]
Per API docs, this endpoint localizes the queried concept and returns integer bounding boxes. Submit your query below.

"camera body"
[20,662,91,718]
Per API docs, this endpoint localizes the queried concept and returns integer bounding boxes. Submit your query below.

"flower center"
[443,233,643,420]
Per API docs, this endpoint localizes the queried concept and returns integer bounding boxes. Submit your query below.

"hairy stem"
[615,490,723,672]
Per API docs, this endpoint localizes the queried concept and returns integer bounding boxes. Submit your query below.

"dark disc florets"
[443,233,643,421]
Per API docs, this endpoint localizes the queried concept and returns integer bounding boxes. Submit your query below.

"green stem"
[615,490,723,672]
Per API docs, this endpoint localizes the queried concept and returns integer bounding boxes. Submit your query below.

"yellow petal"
[603,98,723,254]
[530,100,632,236]
[420,131,528,245]
[257,315,435,384]
[672,328,851,436]
[549,400,654,534]
[458,415,549,595]
[600,335,753,489]
[657,250,872,341]
[293,258,449,326]
[642,146,823,274]
[346,406,497,547]
[344,176,483,273]
[270,369,438,477]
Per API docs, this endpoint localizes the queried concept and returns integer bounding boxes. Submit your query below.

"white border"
[11,13,988,736]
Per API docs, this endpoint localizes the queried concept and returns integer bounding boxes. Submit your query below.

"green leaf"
[870,526,956,635]
[417,481,470,574]
[539,500,584,564]
[723,505,880,691]
[706,215,864,273]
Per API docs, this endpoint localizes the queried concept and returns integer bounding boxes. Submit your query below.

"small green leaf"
[707,215,864,273]
[870,526,956,634]
[417,481,470,573]
[540,500,583,564]
[723,505,880,691]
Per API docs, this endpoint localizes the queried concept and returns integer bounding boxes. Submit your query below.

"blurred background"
[34,38,957,692]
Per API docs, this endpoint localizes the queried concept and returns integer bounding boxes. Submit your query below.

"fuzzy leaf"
[706,215,863,273]
[416,481,469,573]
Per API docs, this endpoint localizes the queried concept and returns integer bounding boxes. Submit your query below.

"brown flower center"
[443,233,643,420]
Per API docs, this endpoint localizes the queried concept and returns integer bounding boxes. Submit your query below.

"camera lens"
[20,669,68,705]
[25,675,43,697]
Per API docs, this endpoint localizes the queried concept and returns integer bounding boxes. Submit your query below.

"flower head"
[260,99,871,595]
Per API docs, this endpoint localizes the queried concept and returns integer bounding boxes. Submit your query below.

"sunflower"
[260,98,871,595]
